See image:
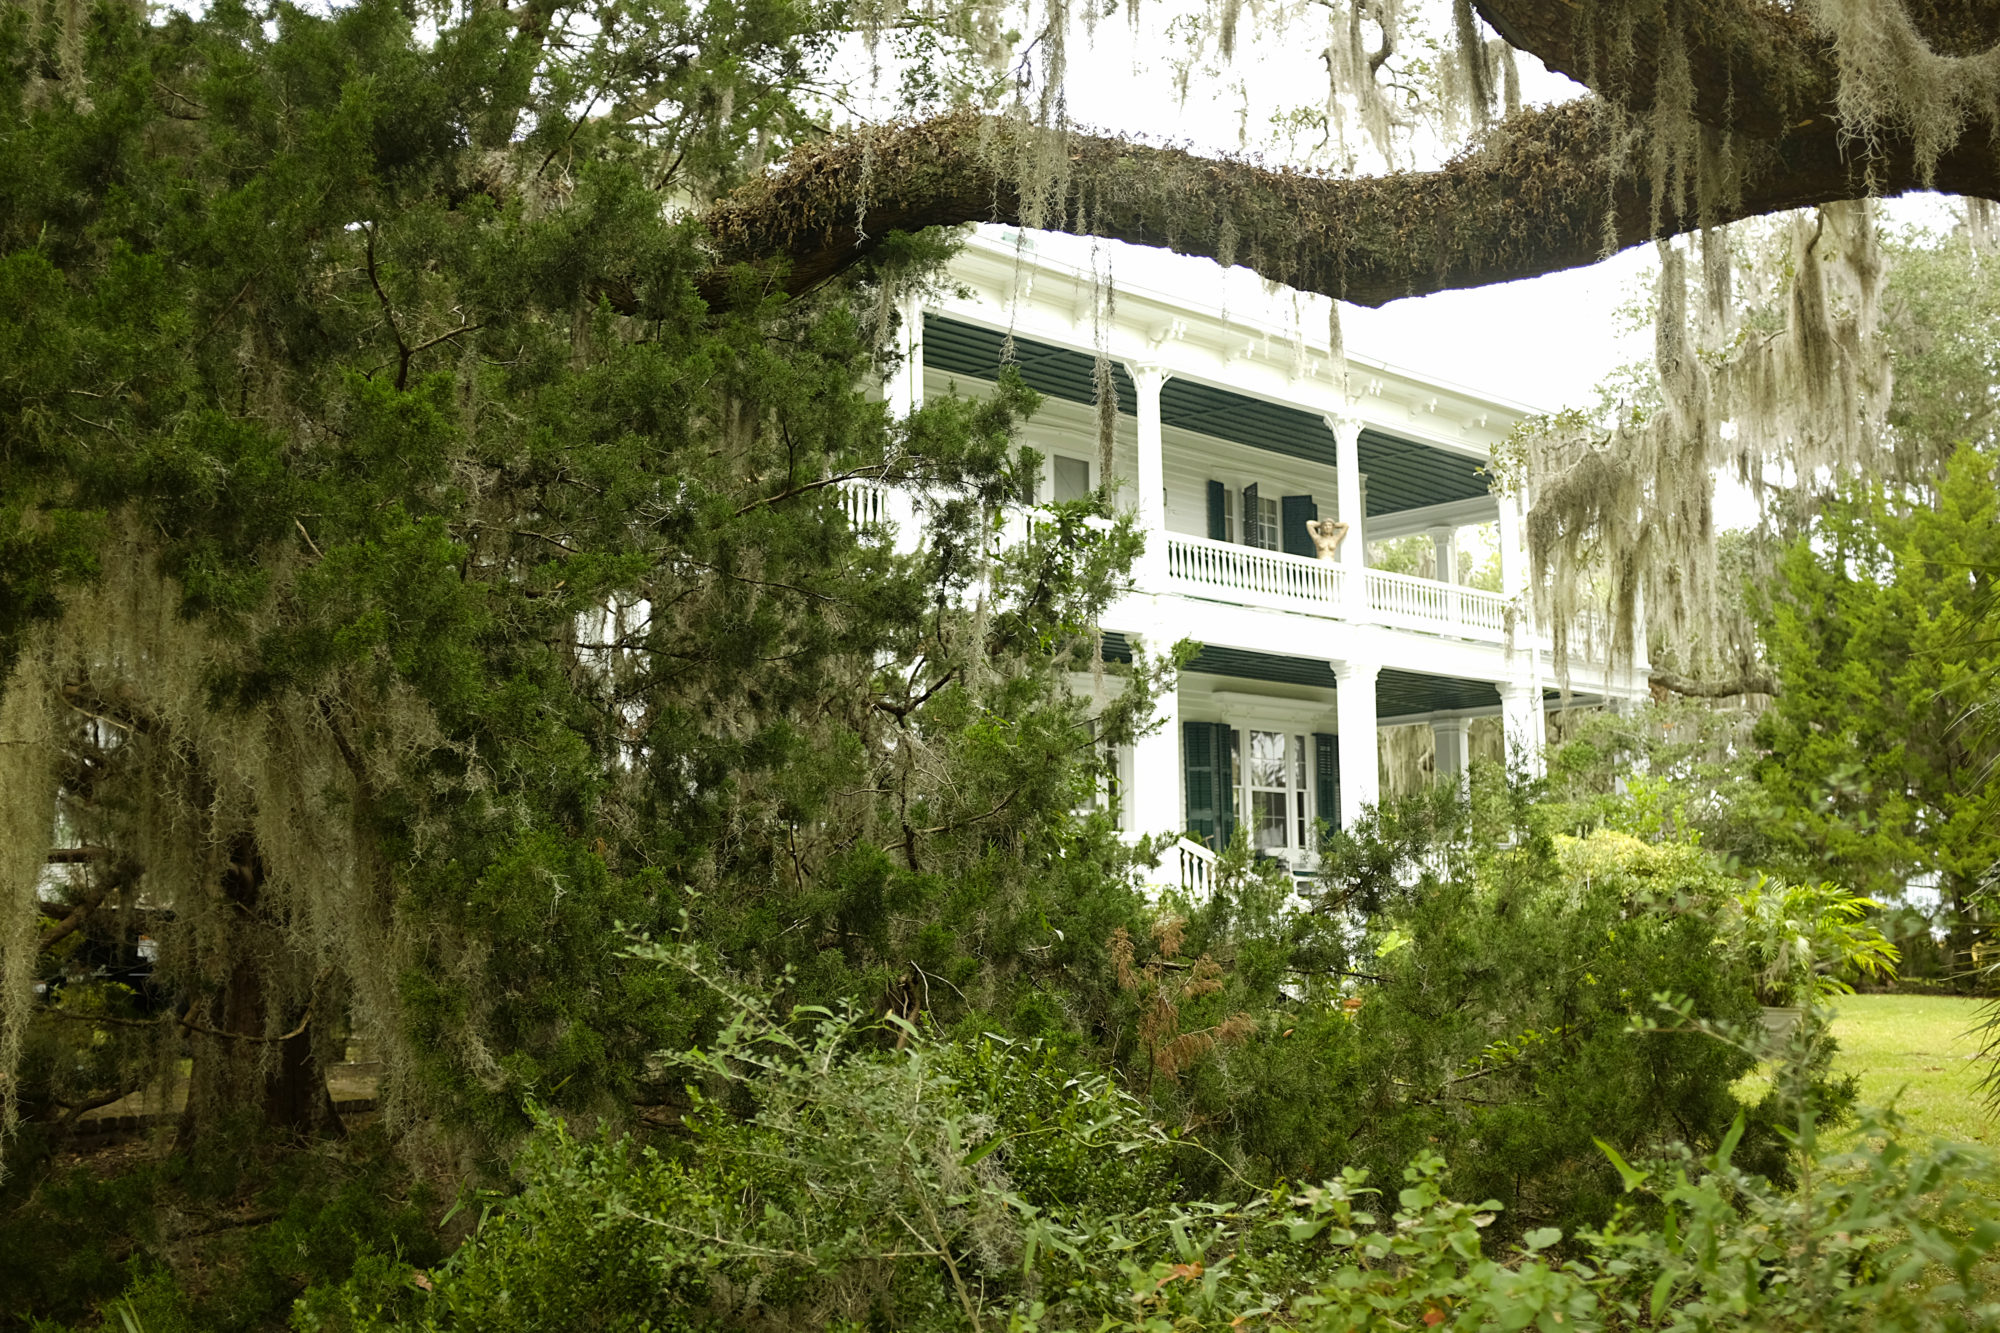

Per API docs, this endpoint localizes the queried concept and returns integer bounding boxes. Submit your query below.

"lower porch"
[1101,637,1599,878]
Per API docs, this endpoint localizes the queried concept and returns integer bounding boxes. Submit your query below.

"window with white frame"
[1077,718,1126,829]
[1231,729,1314,859]
[1052,455,1091,502]
[1244,492,1279,550]
[1246,730,1289,854]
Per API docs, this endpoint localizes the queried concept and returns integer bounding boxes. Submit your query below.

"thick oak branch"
[698,102,2000,309]
[1649,669,1780,699]
[1474,0,1835,138]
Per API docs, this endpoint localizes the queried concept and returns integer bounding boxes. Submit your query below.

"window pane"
[1260,497,1280,549]
[1253,791,1288,851]
[1249,730,1286,789]
[1053,456,1090,502]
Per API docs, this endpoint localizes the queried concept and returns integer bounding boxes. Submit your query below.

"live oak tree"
[10,0,2000,1169]
[0,0,1166,1158]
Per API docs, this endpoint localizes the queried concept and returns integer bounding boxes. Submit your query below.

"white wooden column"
[880,295,926,553]
[1432,716,1471,797]
[1498,680,1546,780]
[1428,522,1460,631]
[1332,658,1381,826]
[1496,490,1526,603]
[1427,525,1458,585]
[1130,363,1169,586]
[888,293,925,418]
[1127,635,1183,838]
[1326,414,1367,611]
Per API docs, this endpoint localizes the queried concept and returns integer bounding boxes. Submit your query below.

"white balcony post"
[888,292,925,419]
[1332,658,1381,826]
[1428,525,1457,585]
[1498,680,1546,781]
[880,294,926,552]
[1131,363,1169,586]
[1496,491,1527,602]
[1327,414,1367,613]
[1496,491,1535,670]
[1127,636,1183,839]
[1432,716,1471,798]
[1428,523,1460,631]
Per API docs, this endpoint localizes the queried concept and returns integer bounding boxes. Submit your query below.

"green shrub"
[1024,1110,2000,1331]
[298,947,1184,1332]
[0,1123,439,1333]
[299,978,1998,1332]
[1154,815,1830,1233]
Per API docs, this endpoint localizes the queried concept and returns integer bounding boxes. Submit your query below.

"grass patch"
[1829,994,1994,1146]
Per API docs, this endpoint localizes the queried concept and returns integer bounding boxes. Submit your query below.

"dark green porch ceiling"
[1099,634,1556,718]
[924,315,1491,517]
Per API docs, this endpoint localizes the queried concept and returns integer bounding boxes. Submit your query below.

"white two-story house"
[868,229,1648,882]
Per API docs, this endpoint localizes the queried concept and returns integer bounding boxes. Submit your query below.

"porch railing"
[852,515,1620,666]
[1363,567,1507,640]
[839,481,892,530]
[1163,534,1347,612]
[1173,837,1218,897]
[1155,534,1624,662]
[1163,535,1511,643]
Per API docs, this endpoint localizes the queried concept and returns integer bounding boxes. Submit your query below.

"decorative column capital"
[1329,658,1380,686]
[1321,411,1365,445]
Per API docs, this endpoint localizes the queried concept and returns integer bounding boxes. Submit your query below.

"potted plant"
[1724,876,1901,1037]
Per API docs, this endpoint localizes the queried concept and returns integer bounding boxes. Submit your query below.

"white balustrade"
[1541,604,1618,664]
[1164,535,1346,612]
[1362,567,1509,643]
[840,480,891,530]
[1174,837,1218,897]
[1163,535,1522,644]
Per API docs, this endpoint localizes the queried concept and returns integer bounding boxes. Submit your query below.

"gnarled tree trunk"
[177,835,341,1147]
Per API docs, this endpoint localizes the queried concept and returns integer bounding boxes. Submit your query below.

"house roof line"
[956,227,1547,426]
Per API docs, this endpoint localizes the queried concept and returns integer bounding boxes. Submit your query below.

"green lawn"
[1828,993,1995,1146]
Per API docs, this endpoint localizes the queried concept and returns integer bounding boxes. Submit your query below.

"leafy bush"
[298,967,1999,1332]
[1024,1110,2000,1332]
[1,1123,439,1333]
[1147,804,1826,1233]
[294,946,1184,1332]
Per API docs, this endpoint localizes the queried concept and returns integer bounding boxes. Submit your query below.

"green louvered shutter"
[1241,483,1261,546]
[1185,722,1240,849]
[1183,721,1216,845]
[1214,723,1238,851]
[1206,481,1228,540]
[1282,495,1318,557]
[1314,732,1340,829]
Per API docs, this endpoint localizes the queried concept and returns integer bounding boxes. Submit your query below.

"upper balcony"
[1164,536,1503,640]
[865,230,1638,676]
